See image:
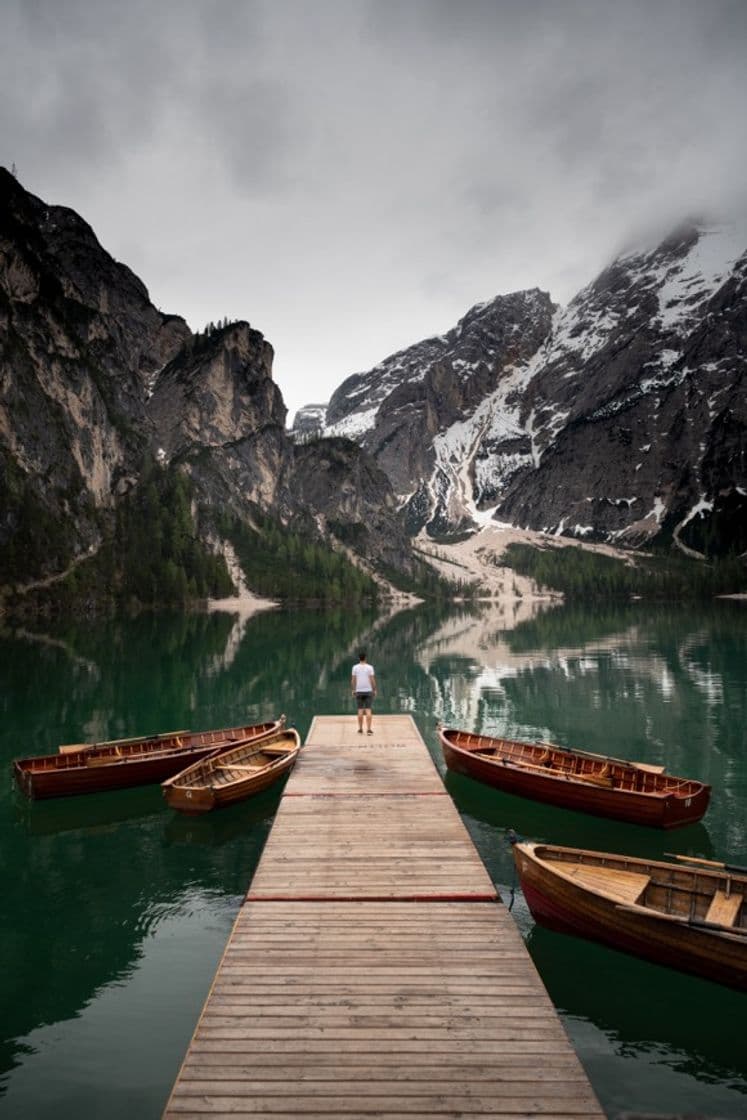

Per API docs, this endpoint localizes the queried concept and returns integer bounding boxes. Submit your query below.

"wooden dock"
[163,715,604,1118]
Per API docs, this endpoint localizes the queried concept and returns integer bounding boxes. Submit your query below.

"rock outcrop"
[146,321,289,515]
[291,403,327,439]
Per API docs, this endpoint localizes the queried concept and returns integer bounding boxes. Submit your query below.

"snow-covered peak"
[609,219,746,331]
[654,221,746,331]
[521,218,747,399]
[323,288,555,439]
[295,215,747,550]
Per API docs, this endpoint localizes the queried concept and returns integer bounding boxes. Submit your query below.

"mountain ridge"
[296,217,747,556]
[4,164,745,617]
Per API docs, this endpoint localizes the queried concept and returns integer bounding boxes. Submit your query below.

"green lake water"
[1,598,746,1118]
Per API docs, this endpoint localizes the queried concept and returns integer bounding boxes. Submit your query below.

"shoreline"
[206,592,279,619]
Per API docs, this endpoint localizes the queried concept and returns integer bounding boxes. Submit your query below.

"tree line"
[502,542,747,601]
[219,508,379,604]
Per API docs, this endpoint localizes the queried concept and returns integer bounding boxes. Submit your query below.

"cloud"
[2,0,746,419]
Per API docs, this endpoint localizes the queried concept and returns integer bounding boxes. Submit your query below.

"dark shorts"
[355,691,373,710]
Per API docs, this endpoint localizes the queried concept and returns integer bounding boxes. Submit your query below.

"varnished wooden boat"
[438,726,710,828]
[512,841,747,990]
[162,728,301,813]
[13,718,285,800]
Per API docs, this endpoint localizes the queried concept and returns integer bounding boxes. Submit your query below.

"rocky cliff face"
[322,289,556,532]
[287,437,414,576]
[146,321,289,515]
[302,219,747,554]
[0,169,415,590]
[0,166,192,574]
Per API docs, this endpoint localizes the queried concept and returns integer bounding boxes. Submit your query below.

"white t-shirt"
[352,662,375,692]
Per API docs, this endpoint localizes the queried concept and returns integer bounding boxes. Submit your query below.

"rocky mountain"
[498,220,747,555]
[0,168,415,597]
[321,290,555,531]
[292,403,327,439]
[299,219,747,555]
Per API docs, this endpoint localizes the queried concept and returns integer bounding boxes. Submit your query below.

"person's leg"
[356,694,364,732]
[366,703,373,733]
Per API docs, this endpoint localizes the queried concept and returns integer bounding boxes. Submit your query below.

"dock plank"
[163,716,604,1119]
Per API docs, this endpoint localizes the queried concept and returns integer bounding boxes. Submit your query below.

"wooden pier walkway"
[163,715,604,1118]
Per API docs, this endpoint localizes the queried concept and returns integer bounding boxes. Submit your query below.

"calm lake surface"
[2,598,746,1118]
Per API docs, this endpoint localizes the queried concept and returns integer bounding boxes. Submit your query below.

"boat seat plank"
[503,757,561,774]
[507,756,613,787]
[564,864,650,904]
[573,770,614,788]
[215,763,266,772]
[705,890,743,927]
[85,753,122,766]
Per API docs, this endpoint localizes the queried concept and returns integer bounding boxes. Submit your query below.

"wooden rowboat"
[162,728,301,813]
[438,726,710,828]
[13,718,285,800]
[512,841,747,990]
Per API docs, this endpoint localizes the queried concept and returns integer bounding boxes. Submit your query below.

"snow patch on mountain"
[326,405,380,440]
[554,304,622,367]
[644,221,746,332]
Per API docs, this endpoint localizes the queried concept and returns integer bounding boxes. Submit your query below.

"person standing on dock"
[351,650,377,735]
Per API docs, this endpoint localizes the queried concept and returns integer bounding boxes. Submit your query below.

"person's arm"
[351,672,356,694]
[371,671,377,694]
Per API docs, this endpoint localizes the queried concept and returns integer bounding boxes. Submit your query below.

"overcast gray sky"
[3,0,746,421]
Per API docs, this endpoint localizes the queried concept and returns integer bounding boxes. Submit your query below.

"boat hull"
[440,733,709,828]
[513,843,747,991]
[14,720,284,799]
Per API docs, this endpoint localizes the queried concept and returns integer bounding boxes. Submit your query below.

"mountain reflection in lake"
[1,599,746,1118]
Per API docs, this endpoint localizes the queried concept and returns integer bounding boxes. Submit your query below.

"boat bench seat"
[215,763,265,772]
[575,768,614,788]
[705,890,743,927]
[566,865,651,904]
[86,751,122,766]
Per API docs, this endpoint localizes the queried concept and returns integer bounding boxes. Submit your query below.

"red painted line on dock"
[245,892,500,903]
[284,790,448,797]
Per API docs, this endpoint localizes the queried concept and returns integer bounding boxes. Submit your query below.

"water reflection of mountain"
[528,924,747,1097]
[1,612,239,754]
[3,601,469,755]
[0,787,274,1082]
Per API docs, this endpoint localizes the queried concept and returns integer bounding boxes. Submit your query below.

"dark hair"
[358,649,367,660]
